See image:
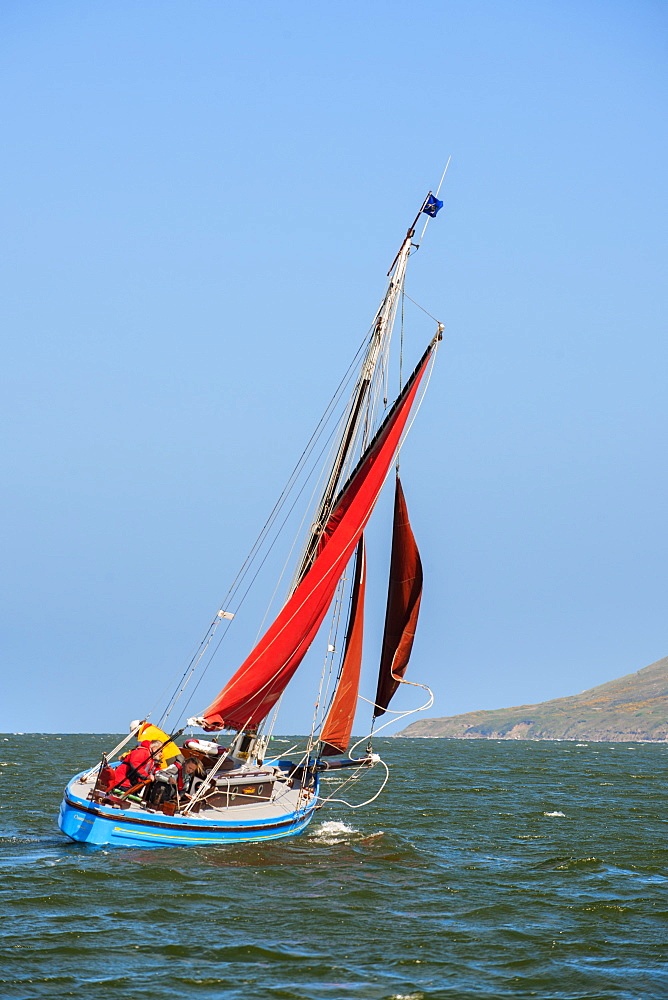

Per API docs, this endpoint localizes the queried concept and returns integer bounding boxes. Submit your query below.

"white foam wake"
[543,810,566,817]
[311,820,358,844]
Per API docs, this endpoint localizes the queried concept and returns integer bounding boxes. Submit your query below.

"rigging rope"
[402,291,442,326]
[316,757,389,810]
[160,332,372,726]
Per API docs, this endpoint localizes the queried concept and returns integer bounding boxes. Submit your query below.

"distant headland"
[398,655,668,742]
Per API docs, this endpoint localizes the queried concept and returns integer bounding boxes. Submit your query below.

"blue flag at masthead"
[422,194,443,218]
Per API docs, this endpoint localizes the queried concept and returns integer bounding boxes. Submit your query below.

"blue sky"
[1,1,666,733]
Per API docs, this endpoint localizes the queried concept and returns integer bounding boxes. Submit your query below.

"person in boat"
[182,756,205,794]
[130,720,183,768]
[148,756,205,806]
[111,739,163,792]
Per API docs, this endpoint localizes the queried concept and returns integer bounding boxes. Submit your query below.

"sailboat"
[58,188,444,848]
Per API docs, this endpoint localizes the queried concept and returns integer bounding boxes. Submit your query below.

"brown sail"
[320,538,366,755]
[373,476,423,718]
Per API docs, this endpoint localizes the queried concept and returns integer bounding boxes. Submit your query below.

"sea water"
[1,735,666,999]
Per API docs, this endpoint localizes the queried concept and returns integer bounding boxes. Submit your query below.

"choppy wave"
[0,734,666,999]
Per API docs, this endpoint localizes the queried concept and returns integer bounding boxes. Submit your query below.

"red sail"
[200,343,434,731]
[320,538,366,755]
[373,476,423,718]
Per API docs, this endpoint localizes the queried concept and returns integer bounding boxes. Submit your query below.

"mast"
[190,190,443,740]
[293,201,425,586]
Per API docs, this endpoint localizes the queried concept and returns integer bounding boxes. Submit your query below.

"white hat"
[130,720,142,733]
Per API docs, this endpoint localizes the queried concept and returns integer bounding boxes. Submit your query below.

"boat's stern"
[58,773,118,846]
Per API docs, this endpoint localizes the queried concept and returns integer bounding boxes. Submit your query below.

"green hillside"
[399,655,668,741]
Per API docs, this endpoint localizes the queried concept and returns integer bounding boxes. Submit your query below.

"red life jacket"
[113,741,159,789]
[169,759,186,791]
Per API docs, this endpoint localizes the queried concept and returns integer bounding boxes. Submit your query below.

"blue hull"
[58,773,318,848]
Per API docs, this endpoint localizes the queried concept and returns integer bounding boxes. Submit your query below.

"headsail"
[319,537,366,755]
[200,339,436,731]
[373,476,423,718]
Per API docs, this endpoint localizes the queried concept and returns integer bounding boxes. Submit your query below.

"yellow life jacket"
[137,723,181,768]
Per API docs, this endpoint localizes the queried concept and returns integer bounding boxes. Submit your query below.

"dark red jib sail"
[200,340,436,732]
[373,476,423,718]
[319,538,366,755]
